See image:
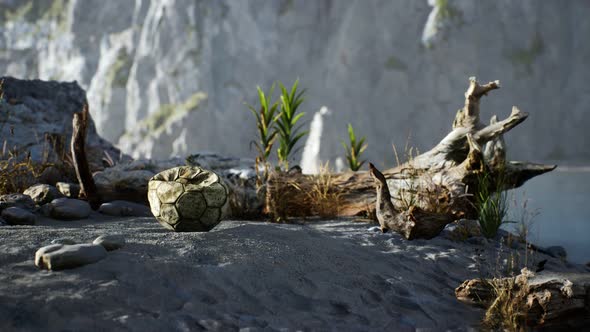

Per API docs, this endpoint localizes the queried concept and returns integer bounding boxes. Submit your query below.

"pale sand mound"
[0,217,585,331]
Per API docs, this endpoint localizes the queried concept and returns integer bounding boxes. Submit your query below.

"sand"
[0,215,587,331]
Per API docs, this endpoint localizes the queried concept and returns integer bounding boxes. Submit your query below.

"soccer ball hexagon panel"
[147,166,229,232]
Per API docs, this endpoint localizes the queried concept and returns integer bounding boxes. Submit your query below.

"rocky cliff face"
[1,0,589,165]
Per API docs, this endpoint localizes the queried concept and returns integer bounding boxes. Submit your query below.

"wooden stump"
[71,103,101,209]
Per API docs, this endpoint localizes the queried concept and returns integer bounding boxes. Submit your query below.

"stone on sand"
[98,200,151,217]
[1,207,36,225]
[35,243,108,270]
[23,184,64,205]
[93,234,125,251]
[56,182,81,198]
[45,198,92,220]
[0,193,35,212]
[545,246,567,260]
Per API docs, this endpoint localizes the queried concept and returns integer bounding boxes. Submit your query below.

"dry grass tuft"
[265,170,311,222]
[265,163,342,222]
[0,155,48,195]
[304,162,343,218]
[482,273,529,331]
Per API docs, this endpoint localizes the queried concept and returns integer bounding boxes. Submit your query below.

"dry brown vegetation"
[480,274,529,331]
[266,163,343,222]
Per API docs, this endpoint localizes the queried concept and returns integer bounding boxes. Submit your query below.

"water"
[506,168,590,264]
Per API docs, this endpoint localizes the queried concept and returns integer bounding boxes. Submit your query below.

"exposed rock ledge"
[0,76,124,171]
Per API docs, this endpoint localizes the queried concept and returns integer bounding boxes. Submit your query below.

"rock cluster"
[23,184,64,205]
[93,154,261,217]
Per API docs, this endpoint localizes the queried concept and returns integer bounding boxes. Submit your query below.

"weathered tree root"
[71,103,101,209]
[266,77,555,237]
[456,269,590,330]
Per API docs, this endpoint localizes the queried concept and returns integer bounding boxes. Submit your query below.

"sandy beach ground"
[0,215,587,331]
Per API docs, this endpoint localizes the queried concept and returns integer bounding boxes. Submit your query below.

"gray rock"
[544,246,568,260]
[98,200,152,217]
[466,236,488,246]
[93,234,125,251]
[92,159,185,203]
[35,243,107,270]
[37,166,64,186]
[45,198,92,220]
[50,238,77,245]
[1,207,36,225]
[0,194,35,212]
[0,77,125,169]
[23,184,64,206]
[56,182,81,198]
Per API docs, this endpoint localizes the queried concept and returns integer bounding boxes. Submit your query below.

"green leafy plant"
[275,79,307,171]
[341,123,367,172]
[475,170,510,238]
[246,85,279,184]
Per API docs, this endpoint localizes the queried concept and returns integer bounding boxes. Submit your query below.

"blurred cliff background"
[1,0,589,166]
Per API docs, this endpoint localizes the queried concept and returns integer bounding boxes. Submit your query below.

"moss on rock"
[140,92,207,137]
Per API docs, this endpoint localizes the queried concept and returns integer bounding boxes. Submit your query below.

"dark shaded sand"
[1,216,587,331]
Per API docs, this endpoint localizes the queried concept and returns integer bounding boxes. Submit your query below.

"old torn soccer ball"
[147,166,230,232]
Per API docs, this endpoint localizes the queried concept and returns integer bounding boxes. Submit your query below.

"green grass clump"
[475,170,509,238]
[341,123,367,172]
[246,84,279,185]
[276,79,307,171]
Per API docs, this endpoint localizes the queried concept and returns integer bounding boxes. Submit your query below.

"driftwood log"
[266,78,555,238]
[71,103,101,209]
[456,269,590,330]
